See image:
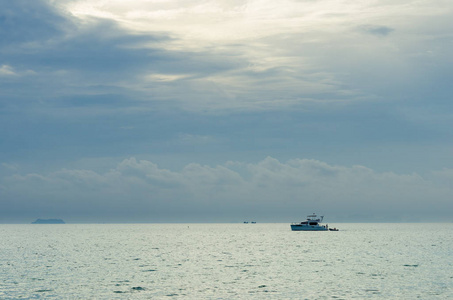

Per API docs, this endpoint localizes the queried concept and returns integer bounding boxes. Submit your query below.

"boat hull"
[291,225,328,231]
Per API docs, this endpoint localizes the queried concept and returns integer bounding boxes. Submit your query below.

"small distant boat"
[243,221,249,224]
[251,221,256,224]
[291,213,336,231]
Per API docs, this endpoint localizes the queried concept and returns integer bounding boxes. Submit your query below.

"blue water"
[0,223,452,299]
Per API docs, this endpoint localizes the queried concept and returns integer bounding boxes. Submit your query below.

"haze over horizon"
[1,0,452,223]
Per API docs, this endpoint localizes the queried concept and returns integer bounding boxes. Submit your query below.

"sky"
[0,0,452,223]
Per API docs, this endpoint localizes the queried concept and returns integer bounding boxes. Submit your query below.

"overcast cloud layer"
[2,157,453,223]
[1,0,452,223]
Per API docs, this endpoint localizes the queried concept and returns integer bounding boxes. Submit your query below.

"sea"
[0,223,451,299]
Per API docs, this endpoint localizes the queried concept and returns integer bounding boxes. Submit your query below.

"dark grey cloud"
[359,25,395,36]
[0,0,68,45]
[1,20,168,85]
[0,4,246,109]
[0,0,251,123]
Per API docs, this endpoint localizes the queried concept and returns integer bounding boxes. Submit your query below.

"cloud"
[145,73,193,82]
[1,157,452,222]
[0,0,67,45]
[177,134,216,145]
[359,25,395,36]
[2,0,452,114]
[59,0,453,110]
[1,162,19,171]
[0,65,17,76]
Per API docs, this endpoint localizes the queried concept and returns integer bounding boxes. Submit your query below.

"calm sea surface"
[0,223,451,299]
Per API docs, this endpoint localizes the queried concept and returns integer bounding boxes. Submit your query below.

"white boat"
[291,213,331,231]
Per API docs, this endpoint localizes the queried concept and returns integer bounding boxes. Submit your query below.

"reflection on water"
[0,223,452,299]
